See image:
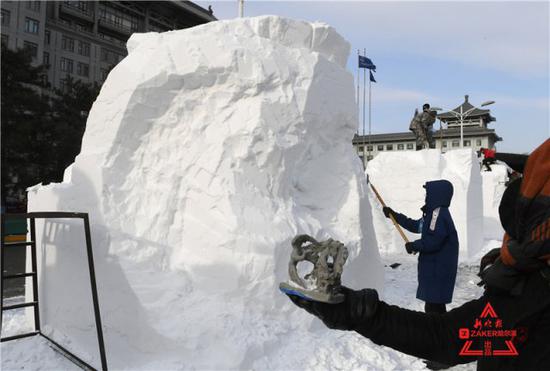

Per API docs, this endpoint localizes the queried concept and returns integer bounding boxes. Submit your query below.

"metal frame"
[1,212,108,371]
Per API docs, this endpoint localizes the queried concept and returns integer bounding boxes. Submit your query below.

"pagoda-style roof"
[437,95,495,122]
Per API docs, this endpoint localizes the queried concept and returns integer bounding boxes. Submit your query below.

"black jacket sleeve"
[354,298,487,366]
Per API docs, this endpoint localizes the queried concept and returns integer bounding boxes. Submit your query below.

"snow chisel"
[368,180,410,243]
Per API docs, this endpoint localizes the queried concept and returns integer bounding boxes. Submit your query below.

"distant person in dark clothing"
[383,180,459,314]
[410,103,437,150]
[285,139,550,371]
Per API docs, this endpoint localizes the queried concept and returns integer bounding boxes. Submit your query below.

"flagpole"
[368,69,372,162]
[356,49,360,135]
[238,0,244,17]
[362,48,366,168]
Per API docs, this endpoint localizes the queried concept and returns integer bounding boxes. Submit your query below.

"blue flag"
[370,71,376,83]
[359,55,376,71]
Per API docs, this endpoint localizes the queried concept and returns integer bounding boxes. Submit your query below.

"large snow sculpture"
[27,16,383,369]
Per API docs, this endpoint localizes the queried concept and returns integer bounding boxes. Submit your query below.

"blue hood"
[424,180,454,210]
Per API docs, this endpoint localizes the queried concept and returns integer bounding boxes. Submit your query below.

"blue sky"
[196,1,549,153]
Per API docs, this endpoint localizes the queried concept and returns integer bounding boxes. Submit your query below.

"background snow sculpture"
[481,164,508,240]
[27,16,383,369]
[366,149,485,261]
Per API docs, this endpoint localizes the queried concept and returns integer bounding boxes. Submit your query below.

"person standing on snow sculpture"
[382,180,459,314]
[410,103,437,150]
[479,147,497,172]
[285,139,550,371]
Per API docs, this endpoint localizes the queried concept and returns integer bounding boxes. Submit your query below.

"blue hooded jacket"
[395,180,459,304]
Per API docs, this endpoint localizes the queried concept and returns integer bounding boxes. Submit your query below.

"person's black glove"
[382,206,396,219]
[405,242,416,254]
[286,287,379,331]
[478,248,501,276]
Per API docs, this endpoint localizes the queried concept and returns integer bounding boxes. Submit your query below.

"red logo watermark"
[458,302,520,356]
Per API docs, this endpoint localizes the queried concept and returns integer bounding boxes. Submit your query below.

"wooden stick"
[369,181,410,243]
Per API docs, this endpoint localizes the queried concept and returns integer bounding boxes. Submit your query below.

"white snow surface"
[481,164,508,240]
[2,251,487,371]
[366,149,484,260]
[25,16,384,369]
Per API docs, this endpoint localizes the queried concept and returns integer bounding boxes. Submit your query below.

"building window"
[76,23,93,34]
[60,57,73,73]
[62,35,74,52]
[59,79,68,92]
[45,30,50,45]
[386,144,393,151]
[77,40,90,56]
[24,41,38,58]
[101,48,120,64]
[358,146,364,153]
[464,140,471,147]
[65,1,90,13]
[476,139,482,146]
[26,1,41,12]
[114,14,123,26]
[99,4,140,32]
[397,144,404,150]
[101,68,109,80]
[1,9,10,27]
[442,141,447,148]
[43,52,49,65]
[377,145,384,151]
[77,62,89,77]
[25,18,39,34]
[148,22,169,33]
[452,140,460,147]
[367,145,373,151]
[406,143,414,150]
[98,32,125,46]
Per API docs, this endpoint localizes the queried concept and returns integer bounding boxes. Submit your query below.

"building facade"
[353,95,502,167]
[1,1,216,89]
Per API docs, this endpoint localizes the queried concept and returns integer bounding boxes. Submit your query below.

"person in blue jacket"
[383,179,459,314]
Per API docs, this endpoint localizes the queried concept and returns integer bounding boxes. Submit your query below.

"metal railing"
[60,2,94,19]
[1,212,108,371]
[98,17,135,35]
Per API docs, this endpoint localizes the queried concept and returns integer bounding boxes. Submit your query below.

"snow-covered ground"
[2,241,500,371]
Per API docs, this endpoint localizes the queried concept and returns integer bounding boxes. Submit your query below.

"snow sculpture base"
[279,234,348,303]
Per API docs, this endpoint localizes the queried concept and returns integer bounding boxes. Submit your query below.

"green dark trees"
[1,46,99,208]
[50,75,100,183]
[1,45,49,207]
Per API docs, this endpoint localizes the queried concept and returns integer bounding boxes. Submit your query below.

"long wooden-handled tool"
[368,181,410,243]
